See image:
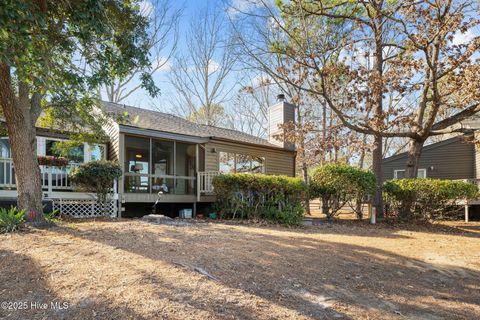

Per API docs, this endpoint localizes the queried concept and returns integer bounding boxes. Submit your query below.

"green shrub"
[212,174,308,225]
[383,178,478,220]
[70,161,122,214]
[44,209,61,224]
[310,164,376,220]
[0,207,26,233]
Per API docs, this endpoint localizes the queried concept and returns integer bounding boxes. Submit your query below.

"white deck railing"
[0,158,78,192]
[197,171,220,200]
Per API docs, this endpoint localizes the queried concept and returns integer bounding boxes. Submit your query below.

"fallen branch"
[173,261,219,281]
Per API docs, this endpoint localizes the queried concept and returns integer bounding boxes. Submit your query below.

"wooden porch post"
[47,166,53,197]
[196,144,200,202]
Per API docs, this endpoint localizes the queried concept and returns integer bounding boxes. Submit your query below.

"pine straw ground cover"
[0,219,479,320]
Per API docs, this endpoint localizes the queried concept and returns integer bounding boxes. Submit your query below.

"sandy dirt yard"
[0,219,479,320]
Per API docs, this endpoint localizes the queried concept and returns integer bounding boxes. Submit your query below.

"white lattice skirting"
[52,199,118,218]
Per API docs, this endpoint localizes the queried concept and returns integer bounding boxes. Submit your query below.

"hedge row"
[212,174,307,225]
[383,178,478,220]
[212,165,479,224]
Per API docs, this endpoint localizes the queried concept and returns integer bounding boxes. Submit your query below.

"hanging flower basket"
[37,155,69,167]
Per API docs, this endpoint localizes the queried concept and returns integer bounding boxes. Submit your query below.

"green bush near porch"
[212,174,307,225]
[383,178,478,220]
[69,161,122,208]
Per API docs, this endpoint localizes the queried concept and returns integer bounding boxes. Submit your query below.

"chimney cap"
[277,94,285,102]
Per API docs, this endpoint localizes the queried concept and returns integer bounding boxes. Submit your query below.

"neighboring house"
[382,134,476,181]
[0,97,296,217]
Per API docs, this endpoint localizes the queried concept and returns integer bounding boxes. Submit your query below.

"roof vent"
[277,94,285,102]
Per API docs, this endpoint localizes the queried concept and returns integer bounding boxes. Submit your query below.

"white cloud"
[452,29,476,46]
[207,59,220,74]
[152,56,172,72]
[139,0,154,18]
[227,0,264,19]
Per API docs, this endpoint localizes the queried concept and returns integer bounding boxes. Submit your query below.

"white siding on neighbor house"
[204,140,295,176]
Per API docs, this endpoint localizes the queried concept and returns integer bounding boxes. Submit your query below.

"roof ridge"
[101,100,270,143]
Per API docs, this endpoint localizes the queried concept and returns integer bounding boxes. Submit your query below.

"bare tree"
[231,0,480,218]
[103,0,181,104]
[226,74,277,137]
[169,7,238,126]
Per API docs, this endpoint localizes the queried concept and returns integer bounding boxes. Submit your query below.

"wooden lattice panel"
[52,199,117,218]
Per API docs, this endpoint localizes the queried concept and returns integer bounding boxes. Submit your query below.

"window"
[394,169,427,179]
[46,139,84,163]
[219,151,265,174]
[219,152,235,174]
[89,144,105,161]
[417,168,427,179]
[235,154,251,173]
[0,138,10,158]
[251,156,265,174]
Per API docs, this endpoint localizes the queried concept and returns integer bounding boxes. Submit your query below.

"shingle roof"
[101,101,281,148]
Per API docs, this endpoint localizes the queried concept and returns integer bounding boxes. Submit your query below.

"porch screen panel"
[175,142,196,195]
[151,139,174,193]
[125,136,150,193]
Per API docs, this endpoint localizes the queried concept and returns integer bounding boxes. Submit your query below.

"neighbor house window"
[394,169,427,179]
[219,151,265,174]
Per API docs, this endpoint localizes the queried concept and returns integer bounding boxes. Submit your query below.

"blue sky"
[116,0,480,115]
[115,0,246,112]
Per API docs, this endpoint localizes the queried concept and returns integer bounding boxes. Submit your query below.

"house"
[382,134,477,181]
[0,97,296,217]
[382,134,480,221]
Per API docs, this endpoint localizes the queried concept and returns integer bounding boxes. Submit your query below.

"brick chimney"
[268,94,295,150]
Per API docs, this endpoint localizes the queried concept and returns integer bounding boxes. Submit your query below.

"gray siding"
[104,120,120,161]
[382,136,475,180]
[267,101,295,150]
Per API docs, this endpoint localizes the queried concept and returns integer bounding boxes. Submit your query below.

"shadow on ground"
[47,220,480,319]
[0,249,147,320]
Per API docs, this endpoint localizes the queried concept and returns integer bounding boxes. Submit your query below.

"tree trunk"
[405,139,424,178]
[301,158,311,215]
[372,133,384,218]
[0,64,44,224]
[400,139,425,219]
[372,11,385,219]
[321,195,330,221]
[321,102,327,165]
